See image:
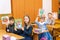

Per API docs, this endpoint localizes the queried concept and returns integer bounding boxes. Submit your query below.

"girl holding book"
[21,15,33,40]
[34,14,53,40]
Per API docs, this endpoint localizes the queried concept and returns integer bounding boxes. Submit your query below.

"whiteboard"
[0,0,11,14]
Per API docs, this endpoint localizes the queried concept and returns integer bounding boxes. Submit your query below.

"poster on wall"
[1,16,9,25]
[0,0,11,14]
[15,19,22,29]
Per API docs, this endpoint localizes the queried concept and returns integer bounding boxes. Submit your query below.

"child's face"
[24,16,29,24]
[40,18,45,22]
[9,20,14,25]
[42,14,45,18]
[48,14,52,19]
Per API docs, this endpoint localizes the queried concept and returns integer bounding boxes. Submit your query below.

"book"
[1,16,9,25]
[11,36,16,40]
[15,19,22,29]
[3,34,10,40]
[38,9,44,17]
[34,28,42,33]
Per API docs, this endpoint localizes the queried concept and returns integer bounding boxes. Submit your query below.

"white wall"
[0,0,11,14]
[42,0,52,16]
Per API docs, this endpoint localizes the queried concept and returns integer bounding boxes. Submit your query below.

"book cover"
[15,19,22,29]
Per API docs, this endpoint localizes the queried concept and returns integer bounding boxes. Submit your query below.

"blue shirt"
[35,21,48,32]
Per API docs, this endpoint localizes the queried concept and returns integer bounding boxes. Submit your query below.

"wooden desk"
[47,24,60,40]
[55,19,60,24]
[47,24,60,29]
[0,29,24,40]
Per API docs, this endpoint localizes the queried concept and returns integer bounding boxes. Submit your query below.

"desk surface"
[0,29,24,40]
[47,24,60,29]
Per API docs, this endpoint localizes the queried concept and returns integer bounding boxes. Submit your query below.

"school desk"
[47,24,60,40]
[55,19,60,24]
[32,24,60,40]
[0,29,24,40]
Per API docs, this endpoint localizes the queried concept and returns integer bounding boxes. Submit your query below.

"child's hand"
[22,27,24,31]
[14,27,17,31]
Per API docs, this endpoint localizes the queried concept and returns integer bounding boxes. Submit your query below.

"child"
[46,13,55,25]
[21,15,33,40]
[6,17,15,33]
[35,14,53,40]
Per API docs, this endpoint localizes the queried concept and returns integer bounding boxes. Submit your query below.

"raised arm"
[35,15,39,22]
[35,15,40,26]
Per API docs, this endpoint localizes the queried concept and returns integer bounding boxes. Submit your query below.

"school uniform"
[21,25,33,40]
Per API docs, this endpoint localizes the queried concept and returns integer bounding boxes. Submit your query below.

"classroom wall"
[52,0,59,12]
[0,0,59,29]
[12,0,42,23]
[12,0,58,22]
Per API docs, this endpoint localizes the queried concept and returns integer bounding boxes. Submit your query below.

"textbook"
[1,16,9,25]
[11,36,16,40]
[38,8,44,17]
[3,34,10,40]
[15,19,22,29]
[3,35,17,40]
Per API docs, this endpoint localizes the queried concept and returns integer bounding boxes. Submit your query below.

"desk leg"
[53,37,56,40]
[53,28,56,40]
